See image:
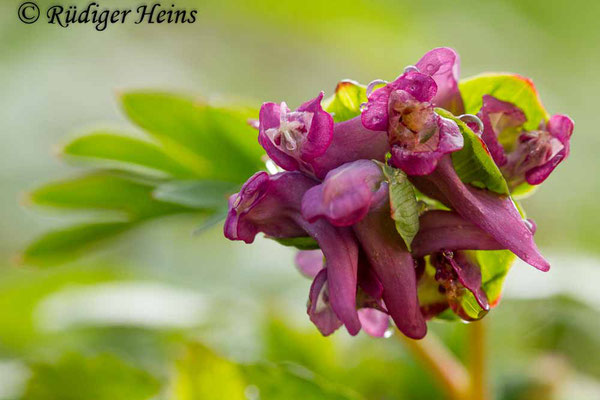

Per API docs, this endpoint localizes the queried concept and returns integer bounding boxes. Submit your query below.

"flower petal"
[302,160,387,226]
[415,47,464,114]
[354,206,427,339]
[295,250,324,279]
[308,269,343,336]
[421,156,549,271]
[390,116,463,175]
[297,92,334,161]
[358,308,390,337]
[412,210,504,258]
[525,114,574,185]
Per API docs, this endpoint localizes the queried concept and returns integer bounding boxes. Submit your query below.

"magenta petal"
[525,114,574,185]
[478,95,527,167]
[358,252,384,299]
[258,103,300,171]
[295,250,324,279]
[308,269,343,336]
[416,47,464,114]
[297,92,334,161]
[425,157,550,271]
[224,172,313,244]
[358,308,389,337]
[354,207,427,339]
[412,210,504,258]
[362,72,437,132]
[302,160,387,226]
[390,115,463,176]
[311,117,390,179]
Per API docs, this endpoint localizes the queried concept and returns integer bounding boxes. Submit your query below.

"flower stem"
[467,320,489,400]
[397,331,470,400]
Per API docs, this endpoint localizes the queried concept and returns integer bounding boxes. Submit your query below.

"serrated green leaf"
[153,180,239,209]
[120,92,264,183]
[436,108,510,195]
[28,172,190,219]
[23,353,160,400]
[61,132,196,178]
[459,73,550,131]
[380,164,419,250]
[323,80,368,123]
[270,236,320,250]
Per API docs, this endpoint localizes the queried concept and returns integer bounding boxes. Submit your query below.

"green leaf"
[437,108,510,195]
[172,343,362,400]
[459,73,550,131]
[153,180,239,209]
[21,222,132,266]
[269,236,320,250]
[379,164,419,251]
[120,91,264,183]
[27,172,190,219]
[323,80,368,123]
[23,353,160,400]
[172,343,247,400]
[61,132,196,178]
[474,249,517,306]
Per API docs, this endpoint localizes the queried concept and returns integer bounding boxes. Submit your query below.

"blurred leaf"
[459,73,550,131]
[153,180,239,209]
[380,164,419,250]
[120,92,264,183]
[61,132,196,178]
[28,172,189,219]
[172,343,361,400]
[269,236,320,250]
[323,80,367,123]
[0,267,121,353]
[437,108,510,195]
[23,353,160,400]
[22,222,132,266]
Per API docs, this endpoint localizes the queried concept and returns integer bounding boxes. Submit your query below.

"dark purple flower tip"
[389,114,464,175]
[361,71,437,132]
[308,269,344,336]
[295,250,324,279]
[478,95,527,167]
[354,206,427,339]
[477,95,574,188]
[415,47,465,114]
[258,92,334,172]
[302,160,388,226]
[412,210,504,258]
[521,114,574,185]
[416,156,550,272]
[432,251,490,319]
[224,171,313,244]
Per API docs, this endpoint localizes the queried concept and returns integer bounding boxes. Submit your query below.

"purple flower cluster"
[224,48,574,339]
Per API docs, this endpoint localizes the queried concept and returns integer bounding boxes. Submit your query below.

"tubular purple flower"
[415,47,465,114]
[300,248,390,337]
[301,160,426,339]
[411,156,550,271]
[411,210,505,258]
[302,160,388,226]
[258,94,389,179]
[477,95,574,188]
[224,171,362,335]
[361,71,463,175]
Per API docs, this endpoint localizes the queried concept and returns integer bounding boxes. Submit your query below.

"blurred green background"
[1,0,599,399]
